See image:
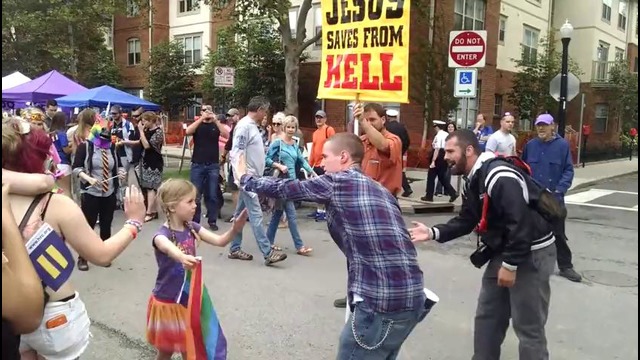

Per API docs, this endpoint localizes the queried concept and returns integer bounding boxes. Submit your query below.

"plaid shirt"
[241,167,425,313]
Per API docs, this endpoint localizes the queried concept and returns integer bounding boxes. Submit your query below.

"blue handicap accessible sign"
[459,71,473,85]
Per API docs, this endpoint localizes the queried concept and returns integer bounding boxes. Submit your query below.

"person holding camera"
[409,129,557,360]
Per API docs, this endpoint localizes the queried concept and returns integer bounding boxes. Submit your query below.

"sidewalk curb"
[568,171,638,194]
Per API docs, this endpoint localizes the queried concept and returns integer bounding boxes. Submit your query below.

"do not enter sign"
[448,30,487,68]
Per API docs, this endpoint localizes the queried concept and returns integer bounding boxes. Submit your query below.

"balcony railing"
[591,60,617,85]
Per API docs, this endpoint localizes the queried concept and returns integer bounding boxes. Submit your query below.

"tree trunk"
[284,53,300,117]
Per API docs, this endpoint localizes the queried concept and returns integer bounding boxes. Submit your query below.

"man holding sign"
[356,102,403,196]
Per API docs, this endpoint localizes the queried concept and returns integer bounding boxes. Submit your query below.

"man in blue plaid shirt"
[234,132,435,359]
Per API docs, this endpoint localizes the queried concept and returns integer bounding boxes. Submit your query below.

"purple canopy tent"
[2,70,87,105]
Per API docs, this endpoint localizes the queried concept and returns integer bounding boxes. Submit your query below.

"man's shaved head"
[326,132,364,163]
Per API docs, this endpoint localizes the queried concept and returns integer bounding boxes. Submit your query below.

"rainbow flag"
[177,261,227,360]
[87,112,112,149]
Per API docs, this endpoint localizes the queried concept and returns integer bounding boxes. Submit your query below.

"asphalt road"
[75,175,638,359]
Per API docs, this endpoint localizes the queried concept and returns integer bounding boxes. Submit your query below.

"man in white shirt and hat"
[421,120,458,202]
[384,109,413,197]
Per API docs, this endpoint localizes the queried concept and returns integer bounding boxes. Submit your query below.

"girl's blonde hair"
[157,179,199,244]
[282,115,298,130]
[157,179,197,215]
[76,109,97,142]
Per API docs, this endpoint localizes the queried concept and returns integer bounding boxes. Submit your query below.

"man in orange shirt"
[307,110,336,221]
[353,102,403,196]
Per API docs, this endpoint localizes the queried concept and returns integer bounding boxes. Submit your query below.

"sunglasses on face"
[110,113,119,116]
[273,122,282,125]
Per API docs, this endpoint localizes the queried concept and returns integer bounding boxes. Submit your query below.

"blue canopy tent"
[55,85,161,111]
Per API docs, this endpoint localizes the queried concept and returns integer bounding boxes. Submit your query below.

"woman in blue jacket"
[265,115,315,256]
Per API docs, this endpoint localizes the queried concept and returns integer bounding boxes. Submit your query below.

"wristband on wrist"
[124,219,143,233]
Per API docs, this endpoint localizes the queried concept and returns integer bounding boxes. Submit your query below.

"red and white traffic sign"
[448,30,487,68]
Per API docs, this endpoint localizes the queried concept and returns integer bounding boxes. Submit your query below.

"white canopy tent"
[2,71,31,91]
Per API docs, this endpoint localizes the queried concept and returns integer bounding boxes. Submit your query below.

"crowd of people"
[2,94,580,360]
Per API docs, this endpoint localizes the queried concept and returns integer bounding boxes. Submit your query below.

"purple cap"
[535,114,554,125]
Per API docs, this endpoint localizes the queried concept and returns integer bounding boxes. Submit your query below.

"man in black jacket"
[409,129,557,360]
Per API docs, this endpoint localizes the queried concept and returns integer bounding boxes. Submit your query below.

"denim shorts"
[20,292,91,360]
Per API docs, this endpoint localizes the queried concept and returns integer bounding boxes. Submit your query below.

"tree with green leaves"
[2,0,141,83]
[508,34,582,128]
[207,0,320,116]
[411,3,459,145]
[202,21,287,112]
[146,40,197,114]
[605,59,638,132]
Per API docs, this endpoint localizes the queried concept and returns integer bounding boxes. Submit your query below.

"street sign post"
[448,30,487,68]
[214,66,235,88]
[549,72,580,102]
[454,68,477,98]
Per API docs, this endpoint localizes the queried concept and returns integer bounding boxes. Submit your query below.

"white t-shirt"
[432,130,448,149]
[486,130,516,156]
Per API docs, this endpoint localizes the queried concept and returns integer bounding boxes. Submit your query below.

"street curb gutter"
[91,319,156,357]
[567,171,638,194]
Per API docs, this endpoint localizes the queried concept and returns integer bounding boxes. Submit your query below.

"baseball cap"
[433,120,446,125]
[315,110,327,118]
[227,108,239,116]
[216,114,226,122]
[535,114,554,125]
[386,109,399,117]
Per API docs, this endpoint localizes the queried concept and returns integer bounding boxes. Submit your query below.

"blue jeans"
[337,302,431,360]
[190,162,220,225]
[229,190,272,258]
[266,200,304,250]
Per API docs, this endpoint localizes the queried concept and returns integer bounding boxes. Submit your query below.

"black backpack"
[475,156,567,233]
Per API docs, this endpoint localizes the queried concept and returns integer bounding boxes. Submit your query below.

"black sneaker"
[225,216,235,223]
[559,268,582,282]
[306,211,318,218]
[208,223,219,231]
[420,196,433,202]
[333,297,347,308]
[264,250,287,266]
[401,190,413,197]
[449,193,459,203]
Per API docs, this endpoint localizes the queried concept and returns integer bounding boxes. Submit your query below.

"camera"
[469,244,493,268]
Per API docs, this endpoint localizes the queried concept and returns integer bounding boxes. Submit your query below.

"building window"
[615,47,625,62]
[176,34,202,64]
[618,0,627,30]
[454,0,485,31]
[498,16,507,44]
[522,26,539,63]
[127,38,141,65]
[602,0,612,22]
[179,0,197,14]
[594,104,609,133]
[494,94,503,116]
[314,5,322,47]
[126,0,139,17]
[125,89,144,98]
[289,8,299,39]
[187,95,203,121]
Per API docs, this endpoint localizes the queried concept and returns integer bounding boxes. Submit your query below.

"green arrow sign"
[459,89,472,94]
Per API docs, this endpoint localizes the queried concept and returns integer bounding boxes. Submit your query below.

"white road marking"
[565,202,638,212]
[565,189,617,203]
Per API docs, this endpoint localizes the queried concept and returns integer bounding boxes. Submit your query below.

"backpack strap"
[18,193,47,232]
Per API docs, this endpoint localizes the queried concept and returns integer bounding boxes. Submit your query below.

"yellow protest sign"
[317,0,411,103]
